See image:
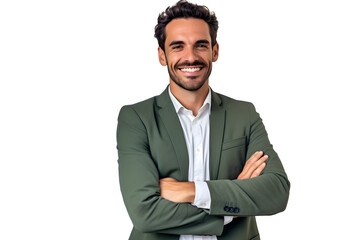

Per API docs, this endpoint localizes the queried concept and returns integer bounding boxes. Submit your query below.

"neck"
[169,80,209,116]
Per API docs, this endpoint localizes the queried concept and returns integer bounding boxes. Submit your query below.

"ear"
[158,47,167,66]
[212,43,219,62]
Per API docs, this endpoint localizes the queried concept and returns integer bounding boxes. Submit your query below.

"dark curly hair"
[154,0,219,51]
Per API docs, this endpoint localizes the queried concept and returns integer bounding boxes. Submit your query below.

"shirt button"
[201,202,206,207]
[196,148,200,152]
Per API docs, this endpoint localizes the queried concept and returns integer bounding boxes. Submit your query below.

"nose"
[183,46,197,63]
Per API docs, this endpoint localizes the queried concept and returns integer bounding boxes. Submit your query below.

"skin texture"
[157,18,267,203]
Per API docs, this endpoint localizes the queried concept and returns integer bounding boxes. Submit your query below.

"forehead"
[165,18,211,44]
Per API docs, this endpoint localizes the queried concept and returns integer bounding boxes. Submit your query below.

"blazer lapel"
[156,87,189,181]
[209,91,225,180]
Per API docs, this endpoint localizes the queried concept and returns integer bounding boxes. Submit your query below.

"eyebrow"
[168,39,210,47]
[196,40,210,45]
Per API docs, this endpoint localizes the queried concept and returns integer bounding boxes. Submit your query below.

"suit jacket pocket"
[222,136,246,151]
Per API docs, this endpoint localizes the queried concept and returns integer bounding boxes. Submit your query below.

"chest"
[146,113,249,180]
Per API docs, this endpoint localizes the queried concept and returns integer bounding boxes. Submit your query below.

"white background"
[1,0,359,239]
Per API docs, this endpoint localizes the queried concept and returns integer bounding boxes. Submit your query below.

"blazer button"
[224,206,230,212]
[229,207,234,213]
[234,207,239,213]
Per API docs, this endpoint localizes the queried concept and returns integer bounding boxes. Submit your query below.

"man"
[117,1,290,239]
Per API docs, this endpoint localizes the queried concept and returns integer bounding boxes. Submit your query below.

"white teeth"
[180,67,201,72]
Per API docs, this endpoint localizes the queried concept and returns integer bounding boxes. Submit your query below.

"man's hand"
[159,178,195,203]
[237,151,268,180]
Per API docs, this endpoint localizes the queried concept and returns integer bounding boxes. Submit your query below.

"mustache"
[175,60,207,68]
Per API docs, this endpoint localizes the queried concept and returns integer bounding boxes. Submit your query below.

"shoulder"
[214,91,256,113]
[118,95,158,123]
[121,96,156,113]
[213,91,261,127]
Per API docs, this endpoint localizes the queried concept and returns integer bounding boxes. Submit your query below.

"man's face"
[158,18,219,91]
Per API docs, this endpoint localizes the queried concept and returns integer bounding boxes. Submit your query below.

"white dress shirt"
[169,88,232,240]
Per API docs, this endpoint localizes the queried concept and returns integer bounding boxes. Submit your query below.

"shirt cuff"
[224,216,234,225]
[193,181,211,209]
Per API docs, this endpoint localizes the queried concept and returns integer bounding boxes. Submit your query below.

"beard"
[166,59,212,92]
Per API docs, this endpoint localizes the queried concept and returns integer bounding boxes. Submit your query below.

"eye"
[172,45,182,50]
[197,44,208,49]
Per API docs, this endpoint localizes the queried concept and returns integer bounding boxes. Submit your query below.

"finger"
[247,154,268,172]
[250,162,266,178]
[245,154,268,177]
[241,151,263,173]
[237,151,267,179]
[248,151,263,162]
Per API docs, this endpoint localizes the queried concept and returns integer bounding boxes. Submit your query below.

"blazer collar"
[156,87,189,181]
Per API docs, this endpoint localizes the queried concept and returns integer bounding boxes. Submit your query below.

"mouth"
[178,66,204,73]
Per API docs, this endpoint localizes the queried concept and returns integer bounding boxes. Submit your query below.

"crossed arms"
[160,151,269,203]
[117,103,290,236]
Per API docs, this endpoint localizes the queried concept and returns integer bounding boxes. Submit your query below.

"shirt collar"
[168,86,212,115]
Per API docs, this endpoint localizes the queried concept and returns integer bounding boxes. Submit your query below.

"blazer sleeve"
[117,105,224,235]
[207,102,290,216]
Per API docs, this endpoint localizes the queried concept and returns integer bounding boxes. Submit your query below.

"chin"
[174,78,207,92]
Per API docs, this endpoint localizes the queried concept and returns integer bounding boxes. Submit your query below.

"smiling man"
[117,1,290,240]
[160,18,215,92]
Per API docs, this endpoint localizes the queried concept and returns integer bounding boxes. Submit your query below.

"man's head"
[155,1,219,92]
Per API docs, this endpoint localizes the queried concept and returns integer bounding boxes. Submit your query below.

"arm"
[206,103,290,216]
[160,150,268,225]
[159,151,268,202]
[117,106,224,235]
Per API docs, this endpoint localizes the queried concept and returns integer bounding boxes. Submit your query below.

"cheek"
[201,53,214,64]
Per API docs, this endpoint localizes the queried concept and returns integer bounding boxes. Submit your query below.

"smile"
[179,67,203,73]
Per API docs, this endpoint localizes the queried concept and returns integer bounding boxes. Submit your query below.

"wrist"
[184,182,195,203]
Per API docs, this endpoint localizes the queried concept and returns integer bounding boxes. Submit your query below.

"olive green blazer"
[117,87,290,240]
